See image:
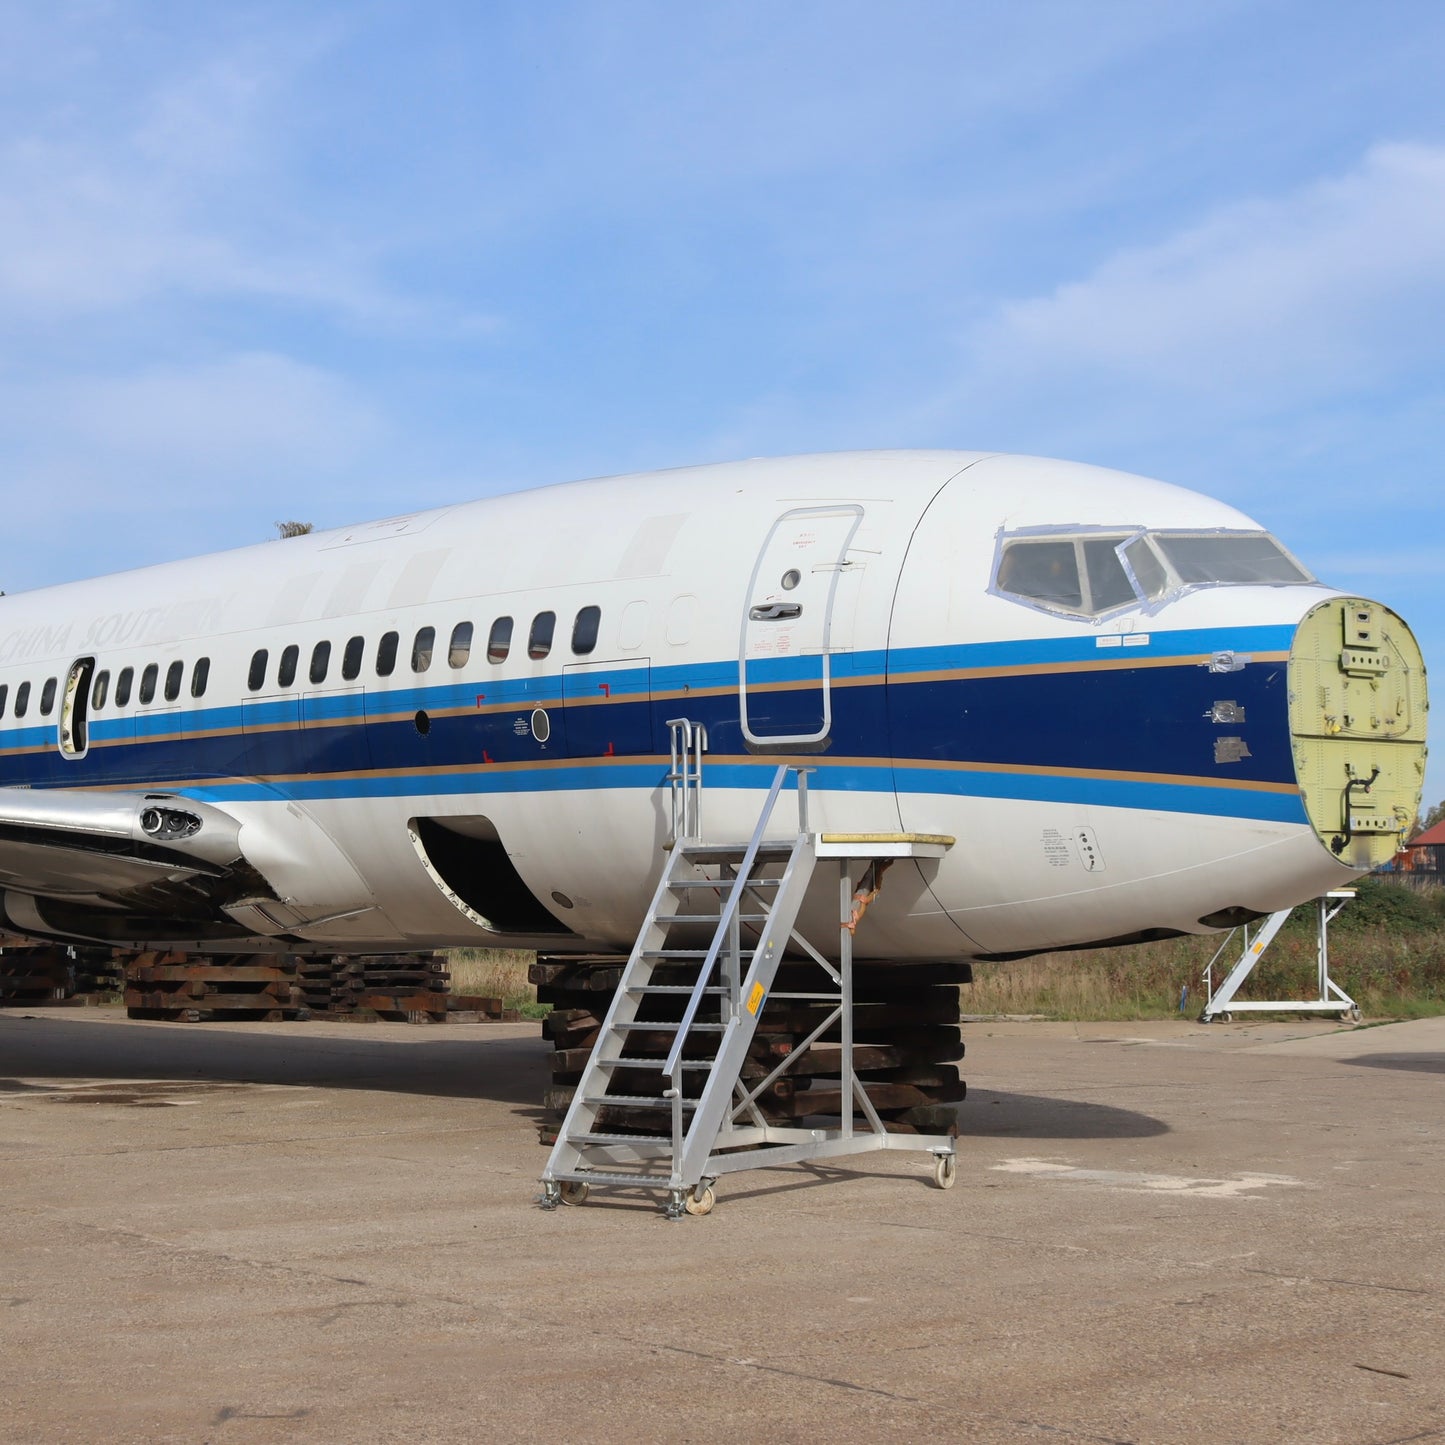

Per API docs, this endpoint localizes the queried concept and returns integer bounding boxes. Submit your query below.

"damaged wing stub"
[0,786,245,880]
[0,786,265,943]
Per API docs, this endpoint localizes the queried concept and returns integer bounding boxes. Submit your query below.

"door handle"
[749,602,802,621]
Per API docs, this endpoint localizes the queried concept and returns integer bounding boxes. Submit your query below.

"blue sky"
[1,1,1442,804]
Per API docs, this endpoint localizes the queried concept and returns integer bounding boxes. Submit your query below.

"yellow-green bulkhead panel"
[1289,597,1428,869]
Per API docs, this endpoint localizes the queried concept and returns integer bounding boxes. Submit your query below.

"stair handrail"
[665,717,708,843]
[662,763,793,1095]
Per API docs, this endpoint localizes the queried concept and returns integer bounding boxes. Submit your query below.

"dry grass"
[442,882,1445,1024]
[966,916,1445,1021]
[447,948,542,1016]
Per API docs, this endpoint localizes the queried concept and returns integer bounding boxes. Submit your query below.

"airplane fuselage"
[0,451,1427,960]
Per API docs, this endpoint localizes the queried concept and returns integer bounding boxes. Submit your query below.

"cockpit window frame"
[990,524,1318,621]
[989,524,1142,622]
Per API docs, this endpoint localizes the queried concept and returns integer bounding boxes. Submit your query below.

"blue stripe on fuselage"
[0,626,1302,825]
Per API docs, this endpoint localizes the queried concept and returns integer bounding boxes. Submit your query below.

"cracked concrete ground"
[1,1010,1442,1444]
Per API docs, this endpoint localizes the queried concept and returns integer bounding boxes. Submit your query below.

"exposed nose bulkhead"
[1289,598,1428,870]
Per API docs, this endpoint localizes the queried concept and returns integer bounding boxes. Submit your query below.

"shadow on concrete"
[0,1017,1170,1144]
[0,1014,550,1109]
[1339,1053,1445,1076]
[959,1087,1170,1139]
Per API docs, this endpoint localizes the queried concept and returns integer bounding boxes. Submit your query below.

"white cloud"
[951,142,1445,417]
[0,29,490,333]
[0,353,386,519]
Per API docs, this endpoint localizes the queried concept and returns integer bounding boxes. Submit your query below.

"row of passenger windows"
[246,606,603,692]
[0,658,210,721]
[0,604,607,723]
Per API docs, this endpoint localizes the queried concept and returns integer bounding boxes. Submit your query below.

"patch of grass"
[965,883,1445,1021]
[436,885,1445,1026]
[447,948,547,1018]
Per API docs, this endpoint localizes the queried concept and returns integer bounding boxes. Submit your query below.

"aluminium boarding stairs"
[1198,889,1360,1023]
[540,754,959,1219]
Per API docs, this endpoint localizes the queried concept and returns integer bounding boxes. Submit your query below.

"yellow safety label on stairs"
[746,981,766,1016]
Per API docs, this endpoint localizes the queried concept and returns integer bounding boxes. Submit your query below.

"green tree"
[275,520,314,538]
[1417,799,1445,836]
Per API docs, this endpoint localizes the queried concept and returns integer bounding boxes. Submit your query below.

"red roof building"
[1398,819,1445,876]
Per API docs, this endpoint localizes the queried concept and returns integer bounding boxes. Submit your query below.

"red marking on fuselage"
[597,683,611,697]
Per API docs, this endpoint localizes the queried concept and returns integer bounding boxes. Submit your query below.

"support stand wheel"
[684,1184,716,1216]
[932,1152,957,1190]
[539,1182,561,1211]
[558,1181,590,1206]
[1346,1005,1363,1024]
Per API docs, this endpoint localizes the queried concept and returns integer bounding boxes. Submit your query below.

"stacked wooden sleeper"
[534,954,969,1144]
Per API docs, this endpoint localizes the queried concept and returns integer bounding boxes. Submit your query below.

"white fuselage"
[0,451,1415,959]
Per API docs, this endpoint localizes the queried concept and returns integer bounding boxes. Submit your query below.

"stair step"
[663,913,770,925]
[598,1057,715,1070]
[549,1169,673,1190]
[683,842,795,861]
[587,1093,697,1109]
[611,1020,726,1034]
[627,984,727,996]
[670,878,781,890]
[640,949,710,960]
[572,1130,673,1148]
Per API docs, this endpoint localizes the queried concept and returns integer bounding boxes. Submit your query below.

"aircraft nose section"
[1288,597,1429,869]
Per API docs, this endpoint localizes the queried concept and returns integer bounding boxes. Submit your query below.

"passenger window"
[139,664,158,704]
[164,660,184,702]
[342,636,364,681]
[411,627,435,672]
[310,640,331,684]
[248,649,268,691]
[191,658,210,698]
[0,683,8,718]
[92,671,110,710]
[571,605,601,656]
[277,645,299,689]
[40,678,57,715]
[115,668,133,708]
[448,621,473,668]
[14,681,30,718]
[487,616,513,664]
[528,611,556,660]
[376,631,398,677]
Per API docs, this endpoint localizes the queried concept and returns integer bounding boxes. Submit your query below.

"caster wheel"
[1217,1011,1232,1023]
[559,1181,589,1206]
[684,1185,715,1216]
[933,1153,957,1190]
[1347,1006,1362,1024]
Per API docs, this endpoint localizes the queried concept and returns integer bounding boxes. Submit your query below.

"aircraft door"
[740,505,863,745]
[58,656,95,758]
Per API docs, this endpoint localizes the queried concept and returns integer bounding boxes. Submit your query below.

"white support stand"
[1199,890,1360,1023]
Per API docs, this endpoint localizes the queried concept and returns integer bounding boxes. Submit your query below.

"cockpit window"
[1151,533,1311,588]
[996,541,1083,611]
[994,528,1314,618]
[1081,539,1138,612]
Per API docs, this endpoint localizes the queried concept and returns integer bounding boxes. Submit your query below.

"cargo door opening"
[409,815,578,936]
